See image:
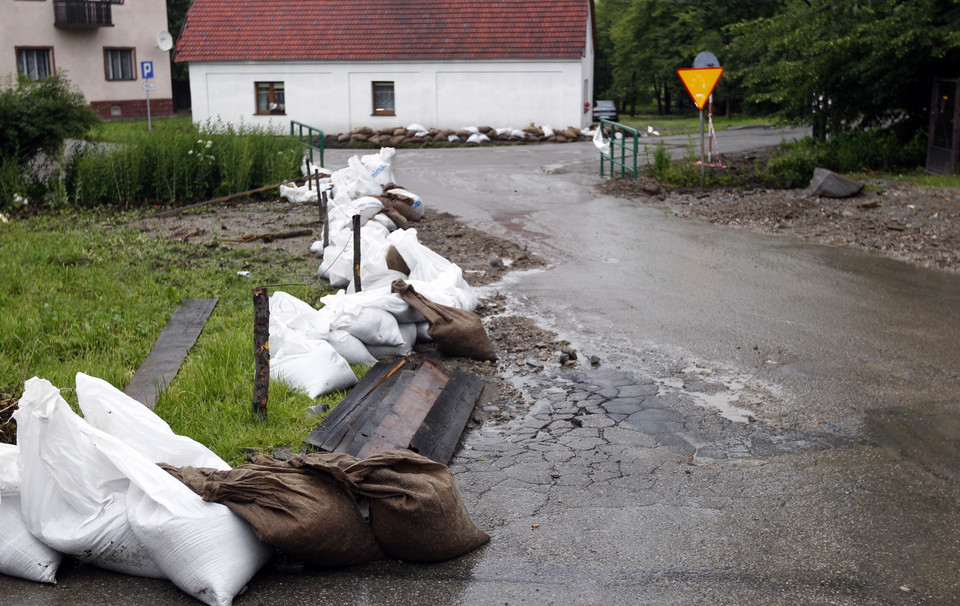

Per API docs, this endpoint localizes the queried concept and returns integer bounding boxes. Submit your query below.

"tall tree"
[728,0,960,140]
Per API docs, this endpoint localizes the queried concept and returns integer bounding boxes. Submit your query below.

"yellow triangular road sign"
[677,67,724,110]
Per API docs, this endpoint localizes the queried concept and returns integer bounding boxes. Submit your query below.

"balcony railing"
[53,1,112,28]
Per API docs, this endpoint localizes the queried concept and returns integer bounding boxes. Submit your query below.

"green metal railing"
[598,119,639,180]
[291,120,324,168]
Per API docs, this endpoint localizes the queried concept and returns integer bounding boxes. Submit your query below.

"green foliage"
[0,210,338,463]
[67,122,302,206]
[652,141,671,180]
[0,73,99,168]
[727,0,960,139]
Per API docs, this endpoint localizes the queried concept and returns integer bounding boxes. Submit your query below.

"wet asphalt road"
[5,126,960,604]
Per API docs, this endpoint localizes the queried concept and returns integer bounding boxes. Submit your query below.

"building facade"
[176,0,595,133]
[2,0,174,119]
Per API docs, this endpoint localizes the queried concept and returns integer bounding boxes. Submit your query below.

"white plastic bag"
[0,443,62,584]
[75,373,230,470]
[14,377,164,578]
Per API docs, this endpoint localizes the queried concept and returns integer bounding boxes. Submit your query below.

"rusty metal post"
[353,214,362,292]
[252,286,269,421]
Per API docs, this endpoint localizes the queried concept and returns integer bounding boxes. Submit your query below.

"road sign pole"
[146,88,152,132]
[699,109,705,191]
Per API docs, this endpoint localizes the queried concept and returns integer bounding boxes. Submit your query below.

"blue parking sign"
[141,61,154,79]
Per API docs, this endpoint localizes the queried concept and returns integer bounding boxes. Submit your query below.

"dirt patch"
[598,169,960,273]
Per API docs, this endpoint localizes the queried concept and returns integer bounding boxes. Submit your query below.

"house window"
[104,48,134,81]
[255,82,285,115]
[372,81,395,116]
[17,48,53,80]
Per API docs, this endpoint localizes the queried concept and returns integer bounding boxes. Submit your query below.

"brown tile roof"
[174,0,591,63]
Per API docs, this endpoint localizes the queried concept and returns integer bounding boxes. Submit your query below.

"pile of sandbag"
[337,123,591,145]
[6,374,273,605]
[268,147,496,399]
[162,449,490,565]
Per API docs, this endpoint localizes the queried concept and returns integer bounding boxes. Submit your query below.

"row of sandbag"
[268,227,481,399]
[268,148,489,399]
[2,374,489,600]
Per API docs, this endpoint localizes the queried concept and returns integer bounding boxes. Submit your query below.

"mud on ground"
[599,163,960,273]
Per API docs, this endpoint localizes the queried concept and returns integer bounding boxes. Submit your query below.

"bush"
[67,122,303,206]
[0,73,98,210]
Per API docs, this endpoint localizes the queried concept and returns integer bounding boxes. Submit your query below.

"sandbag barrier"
[270,147,496,400]
[3,373,489,598]
[335,123,593,146]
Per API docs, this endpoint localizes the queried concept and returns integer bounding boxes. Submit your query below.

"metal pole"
[146,88,152,132]
[699,108,705,192]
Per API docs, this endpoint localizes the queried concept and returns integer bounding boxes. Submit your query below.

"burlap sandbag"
[291,450,490,562]
[391,279,497,361]
[385,245,411,275]
[161,456,383,567]
[377,196,422,223]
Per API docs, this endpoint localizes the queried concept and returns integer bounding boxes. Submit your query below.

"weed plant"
[0,210,338,465]
[67,121,302,206]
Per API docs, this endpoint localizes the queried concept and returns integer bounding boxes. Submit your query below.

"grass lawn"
[0,208,346,465]
[86,114,195,143]
[611,114,774,136]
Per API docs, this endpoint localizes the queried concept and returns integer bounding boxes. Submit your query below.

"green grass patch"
[0,209,340,465]
[86,115,195,144]
[616,114,771,136]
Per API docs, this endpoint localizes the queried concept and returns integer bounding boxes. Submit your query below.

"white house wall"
[188,60,592,133]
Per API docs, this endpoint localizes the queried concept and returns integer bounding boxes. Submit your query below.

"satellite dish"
[156,31,174,52]
[693,51,720,68]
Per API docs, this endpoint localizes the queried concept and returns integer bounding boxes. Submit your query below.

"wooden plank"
[123,298,218,410]
[304,359,408,451]
[341,370,415,457]
[357,359,449,459]
[409,371,484,464]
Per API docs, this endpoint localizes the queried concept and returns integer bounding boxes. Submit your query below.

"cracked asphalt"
[4,132,960,605]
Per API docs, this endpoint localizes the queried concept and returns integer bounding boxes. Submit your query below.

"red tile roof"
[175,0,591,63]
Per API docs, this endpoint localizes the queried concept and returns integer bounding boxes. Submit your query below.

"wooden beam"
[409,371,484,464]
[124,298,218,410]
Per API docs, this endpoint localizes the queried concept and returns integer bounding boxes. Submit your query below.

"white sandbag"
[14,377,164,578]
[416,321,432,342]
[317,222,392,288]
[337,307,405,347]
[270,291,331,340]
[542,125,555,138]
[83,410,273,606]
[406,123,427,133]
[510,129,526,138]
[370,212,398,232]
[345,267,409,294]
[447,135,461,142]
[495,127,511,136]
[466,133,490,144]
[271,335,358,398]
[360,148,396,186]
[398,321,418,351]
[278,183,319,204]
[75,373,229,470]
[0,444,62,584]
[385,188,424,217]
[406,266,480,312]
[320,288,413,325]
[332,156,382,199]
[302,162,332,179]
[387,228,463,283]
[327,329,377,365]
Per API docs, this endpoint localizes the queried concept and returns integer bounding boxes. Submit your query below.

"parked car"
[592,100,618,122]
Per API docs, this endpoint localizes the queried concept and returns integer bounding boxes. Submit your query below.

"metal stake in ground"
[305,157,312,191]
[252,286,270,421]
[353,214,362,292]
